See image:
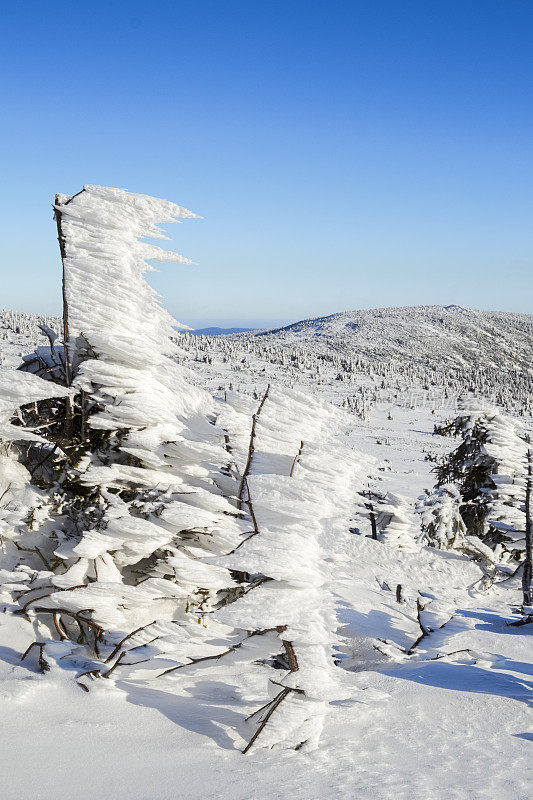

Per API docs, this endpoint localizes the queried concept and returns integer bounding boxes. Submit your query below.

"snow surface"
[1,297,532,798]
[0,362,530,798]
[0,517,530,800]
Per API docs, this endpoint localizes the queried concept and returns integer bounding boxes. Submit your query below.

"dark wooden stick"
[237,384,270,510]
[289,441,304,477]
[242,688,291,754]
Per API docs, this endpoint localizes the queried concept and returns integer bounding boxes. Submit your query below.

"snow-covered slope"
[0,307,531,799]
[255,305,533,371]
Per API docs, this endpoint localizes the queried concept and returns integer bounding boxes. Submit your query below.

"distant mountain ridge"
[252,305,533,372]
[3,305,532,375]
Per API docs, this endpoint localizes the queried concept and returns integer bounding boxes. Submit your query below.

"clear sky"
[1,1,532,327]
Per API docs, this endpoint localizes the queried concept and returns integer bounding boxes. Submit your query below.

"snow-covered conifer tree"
[1,185,370,754]
[8,186,246,679]
[434,401,529,563]
[417,484,467,550]
[207,386,368,752]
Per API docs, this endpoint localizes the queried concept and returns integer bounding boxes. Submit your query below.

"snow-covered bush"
[353,488,418,552]
[0,369,73,601]
[210,385,367,752]
[417,484,467,550]
[434,402,530,562]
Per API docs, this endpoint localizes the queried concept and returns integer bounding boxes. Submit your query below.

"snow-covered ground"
[1,521,530,800]
[0,312,531,800]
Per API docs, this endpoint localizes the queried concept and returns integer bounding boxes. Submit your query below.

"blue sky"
[1,1,532,327]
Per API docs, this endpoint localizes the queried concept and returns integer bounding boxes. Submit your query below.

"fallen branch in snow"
[0,481,13,506]
[156,627,279,677]
[53,611,68,640]
[407,596,454,655]
[226,529,259,554]
[104,621,157,664]
[15,583,88,615]
[373,642,399,658]
[103,651,127,678]
[242,687,292,754]
[429,649,472,660]
[30,607,104,654]
[242,625,301,754]
[13,542,50,570]
[20,641,49,674]
[241,575,273,596]
[75,668,102,691]
[76,650,136,691]
[244,476,259,535]
[508,614,533,627]
[29,441,59,478]
[407,598,433,654]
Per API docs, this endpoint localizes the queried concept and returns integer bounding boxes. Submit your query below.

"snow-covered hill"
[254,305,533,371]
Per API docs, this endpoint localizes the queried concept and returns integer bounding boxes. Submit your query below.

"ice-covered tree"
[205,385,368,752]
[434,401,530,563]
[8,186,246,679]
[0,185,370,755]
[417,484,467,550]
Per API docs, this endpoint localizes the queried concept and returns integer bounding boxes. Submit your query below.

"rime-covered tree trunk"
[522,449,533,607]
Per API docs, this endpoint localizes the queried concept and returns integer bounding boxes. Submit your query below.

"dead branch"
[14,542,50,569]
[242,626,300,754]
[508,614,533,627]
[103,651,126,678]
[156,627,278,678]
[30,607,104,637]
[29,442,59,478]
[104,621,157,664]
[407,598,432,654]
[429,649,472,660]
[53,611,68,640]
[289,441,304,477]
[20,641,48,673]
[242,688,291,754]
[16,583,88,614]
[237,384,270,510]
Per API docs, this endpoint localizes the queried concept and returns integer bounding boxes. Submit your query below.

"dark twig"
[242,688,291,754]
[20,641,49,673]
[289,441,304,478]
[104,621,157,664]
[157,628,278,678]
[407,598,432,655]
